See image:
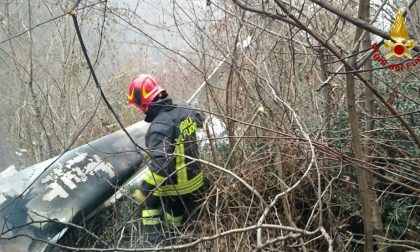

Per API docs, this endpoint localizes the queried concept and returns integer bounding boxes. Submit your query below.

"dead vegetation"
[1,0,419,251]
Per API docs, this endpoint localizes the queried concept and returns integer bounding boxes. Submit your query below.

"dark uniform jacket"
[141,96,205,196]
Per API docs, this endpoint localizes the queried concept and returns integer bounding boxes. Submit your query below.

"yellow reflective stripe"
[159,172,203,191]
[164,212,183,227]
[152,172,204,196]
[152,177,203,196]
[142,209,162,217]
[176,143,188,184]
[144,169,166,186]
[175,144,181,178]
[142,217,161,226]
[164,172,203,191]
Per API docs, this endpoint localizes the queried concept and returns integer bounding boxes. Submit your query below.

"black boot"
[141,208,164,247]
[142,223,164,247]
[162,211,184,245]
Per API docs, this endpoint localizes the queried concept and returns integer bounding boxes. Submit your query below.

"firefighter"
[127,74,206,246]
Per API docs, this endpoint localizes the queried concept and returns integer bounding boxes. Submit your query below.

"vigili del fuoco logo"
[371,10,419,71]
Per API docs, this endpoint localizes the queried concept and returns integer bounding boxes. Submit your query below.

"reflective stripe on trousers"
[164,211,183,227]
[142,209,162,226]
[144,170,204,196]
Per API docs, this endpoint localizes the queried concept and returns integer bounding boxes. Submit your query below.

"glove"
[132,189,146,204]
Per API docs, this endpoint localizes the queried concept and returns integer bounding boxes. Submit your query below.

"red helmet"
[127,74,165,113]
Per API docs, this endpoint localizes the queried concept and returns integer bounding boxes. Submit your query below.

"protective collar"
[145,96,174,123]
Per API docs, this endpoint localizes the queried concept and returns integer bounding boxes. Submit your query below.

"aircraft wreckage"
[0,121,149,251]
[0,36,251,251]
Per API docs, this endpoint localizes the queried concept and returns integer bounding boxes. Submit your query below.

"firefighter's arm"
[132,124,174,204]
[145,123,175,182]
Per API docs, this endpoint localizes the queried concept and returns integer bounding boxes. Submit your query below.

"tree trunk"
[361,3,387,251]
[345,68,374,251]
[346,0,386,251]
[318,49,332,141]
[224,22,244,164]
